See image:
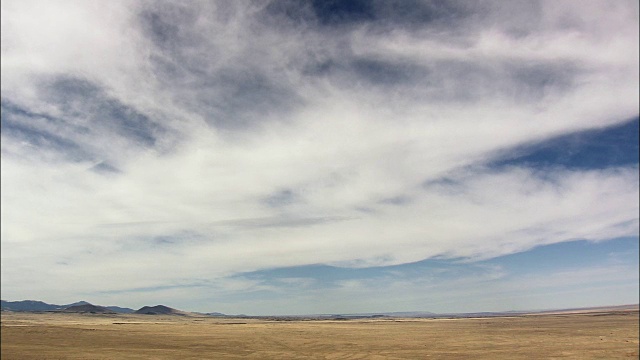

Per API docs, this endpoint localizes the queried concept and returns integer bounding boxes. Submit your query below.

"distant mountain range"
[2,299,637,318]
[1,300,135,313]
[0,300,201,316]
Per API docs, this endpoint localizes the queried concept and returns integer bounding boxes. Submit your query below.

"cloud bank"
[1,0,638,308]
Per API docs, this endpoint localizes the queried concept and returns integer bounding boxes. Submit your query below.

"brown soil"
[1,310,638,359]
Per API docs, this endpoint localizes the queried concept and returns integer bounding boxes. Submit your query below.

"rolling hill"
[63,304,115,314]
[134,305,190,315]
[1,300,134,313]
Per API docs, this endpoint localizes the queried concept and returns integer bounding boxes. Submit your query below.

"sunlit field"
[2,309,637,359]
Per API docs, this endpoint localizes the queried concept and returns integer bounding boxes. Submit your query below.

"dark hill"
[1,300,134,313]
[1,300,59,312]
[63,301,91,308]
[135,305,187,315]
[63,304,115,314]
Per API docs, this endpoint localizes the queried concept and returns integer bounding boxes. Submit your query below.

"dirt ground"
[1,310,638,359]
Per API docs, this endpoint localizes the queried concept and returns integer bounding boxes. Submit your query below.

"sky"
[1,0,638,316]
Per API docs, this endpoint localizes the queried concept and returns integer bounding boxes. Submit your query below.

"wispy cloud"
[1,0,638,311]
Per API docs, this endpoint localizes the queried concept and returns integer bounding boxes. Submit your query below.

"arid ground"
[2,309,638,359]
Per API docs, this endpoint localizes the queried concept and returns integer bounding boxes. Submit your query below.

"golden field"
[1,309,638,359]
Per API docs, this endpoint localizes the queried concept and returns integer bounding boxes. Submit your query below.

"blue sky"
[1,0,638,315]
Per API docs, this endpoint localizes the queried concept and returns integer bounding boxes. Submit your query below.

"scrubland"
[2,310,638,359]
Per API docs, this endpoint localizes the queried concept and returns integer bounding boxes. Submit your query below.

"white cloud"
[1,0,638,308]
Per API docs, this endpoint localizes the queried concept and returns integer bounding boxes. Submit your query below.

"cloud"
[168,239,638,314]
[1,0,638,308]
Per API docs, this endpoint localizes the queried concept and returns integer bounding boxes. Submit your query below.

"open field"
[2,310,638,359]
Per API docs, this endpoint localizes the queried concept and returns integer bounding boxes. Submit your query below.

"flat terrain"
[2,310,638,359]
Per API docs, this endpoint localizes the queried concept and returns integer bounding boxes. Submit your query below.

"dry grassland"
[2,310,638,359]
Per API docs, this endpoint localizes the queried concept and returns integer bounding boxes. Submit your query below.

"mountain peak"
[63,303,115,314]
[134,305,188,315]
